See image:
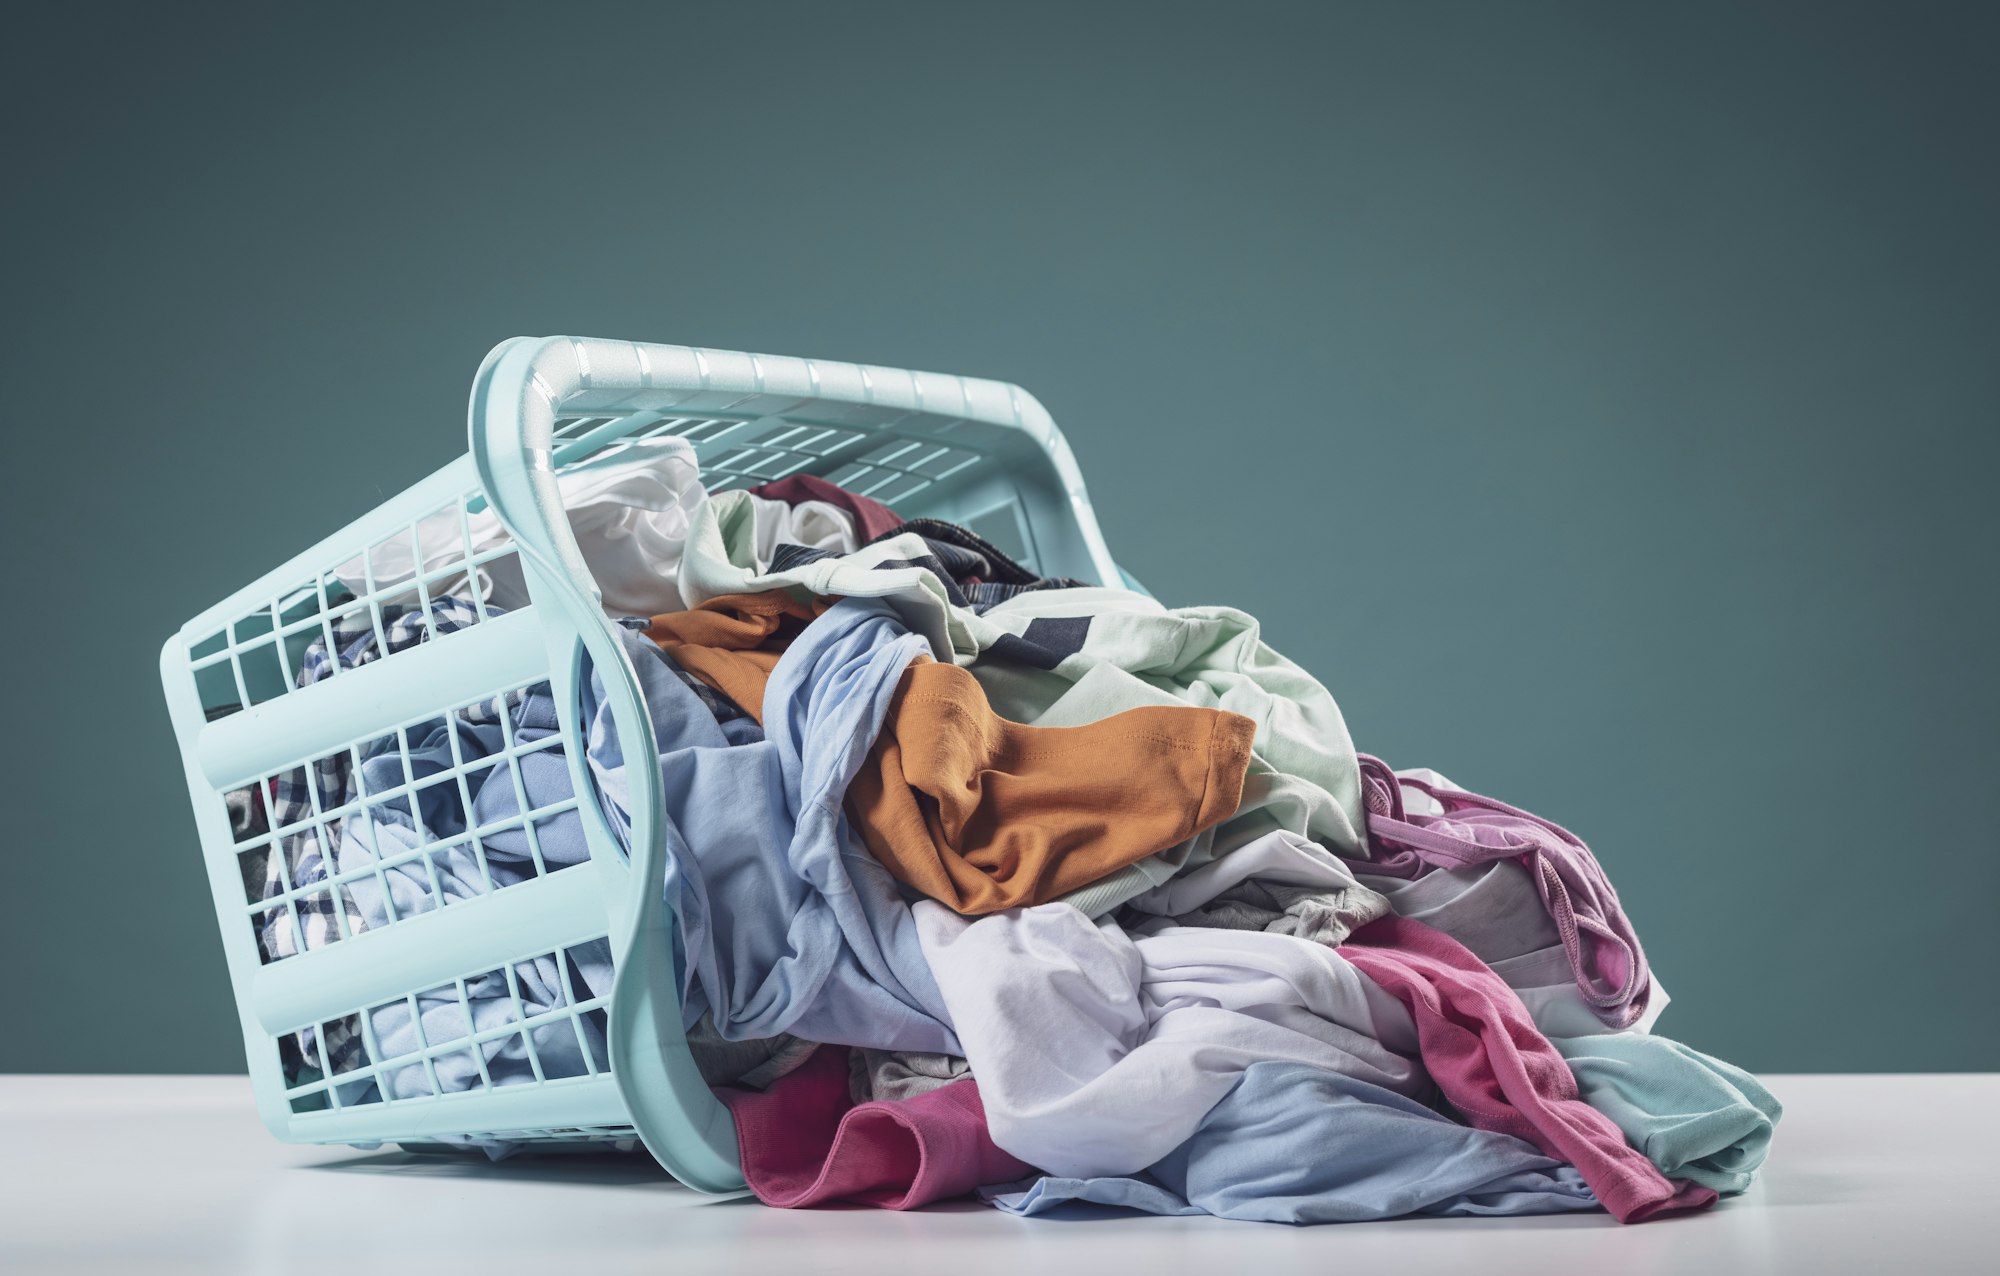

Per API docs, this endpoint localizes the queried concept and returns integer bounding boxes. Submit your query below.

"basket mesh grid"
[553,411,987,505]
[194,404,1004,725]
[185,402,1022,1153]
[194,485,519,720]
[283,940,612,1115]
[225,675,577,965]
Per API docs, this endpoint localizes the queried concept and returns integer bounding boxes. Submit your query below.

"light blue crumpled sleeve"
[584,602,959,1054]
[1551,1031,1782,1195]
[984,1061,1600,1223]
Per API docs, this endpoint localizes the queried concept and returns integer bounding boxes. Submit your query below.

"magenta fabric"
[1341,915,1714,1224]
[748,474,906,542]
[1356,755,1653,1029]
[715,1046,1033,1210]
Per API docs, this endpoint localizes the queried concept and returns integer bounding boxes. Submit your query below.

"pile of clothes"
[232,438,1779,1224]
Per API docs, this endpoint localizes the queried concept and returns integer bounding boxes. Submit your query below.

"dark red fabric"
[1342,915,1717,1224]
[749,474,905,542]
[715,1046,1032,1210]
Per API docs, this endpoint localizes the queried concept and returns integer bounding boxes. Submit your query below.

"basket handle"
[469,336,745,1194]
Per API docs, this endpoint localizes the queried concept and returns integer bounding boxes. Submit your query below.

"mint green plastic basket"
[159,336,1131,1192]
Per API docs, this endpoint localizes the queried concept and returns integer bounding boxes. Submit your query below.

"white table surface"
[2,1073,1991,1274]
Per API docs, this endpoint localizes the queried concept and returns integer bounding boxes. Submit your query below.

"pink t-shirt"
[716,1046,1031,1210]
[1342,915,1715,1223]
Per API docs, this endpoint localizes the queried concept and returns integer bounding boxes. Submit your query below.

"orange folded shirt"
[847,659,1257,915]
[647,592,1258,915]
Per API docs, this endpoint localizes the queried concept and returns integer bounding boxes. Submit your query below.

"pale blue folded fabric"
[1552,1032,1781,1195]
[984,1062,1599,1223]
[585,597,958,1054]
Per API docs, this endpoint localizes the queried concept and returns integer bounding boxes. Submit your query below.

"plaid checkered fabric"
[254,596,524,1076]
[257,597,497,964]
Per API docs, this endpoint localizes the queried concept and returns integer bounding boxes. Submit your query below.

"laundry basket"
[159,335,1130,1192]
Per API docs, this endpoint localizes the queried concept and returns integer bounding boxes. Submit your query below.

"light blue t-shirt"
[985,1061,1600,1223]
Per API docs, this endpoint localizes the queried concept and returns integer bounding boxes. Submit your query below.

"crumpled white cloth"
[742,494,860,566]
[916,901,1423,1179]
[1121,828,1390,945]
[335,438,862,617]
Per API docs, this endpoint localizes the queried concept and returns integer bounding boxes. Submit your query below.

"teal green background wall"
[3,2,1994,1073]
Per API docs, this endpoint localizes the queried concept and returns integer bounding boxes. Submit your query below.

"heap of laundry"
[226,438,1779,1224]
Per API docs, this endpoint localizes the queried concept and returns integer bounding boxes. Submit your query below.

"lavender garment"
[1355,756,1653,1030]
